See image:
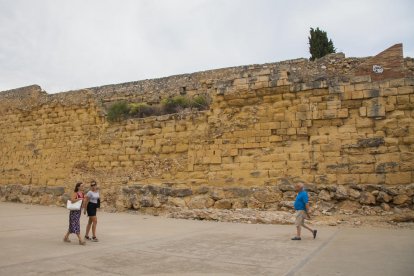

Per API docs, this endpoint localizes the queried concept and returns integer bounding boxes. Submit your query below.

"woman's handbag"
[66,199,82,211]
[97,198,101,208]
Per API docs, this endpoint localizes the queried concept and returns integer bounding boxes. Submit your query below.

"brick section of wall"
[355,43,405,81]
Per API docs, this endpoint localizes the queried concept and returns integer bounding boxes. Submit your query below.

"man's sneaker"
[313,230,318,239]
[291,236,301,240]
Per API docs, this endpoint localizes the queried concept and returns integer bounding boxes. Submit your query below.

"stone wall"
[1,44,413,219]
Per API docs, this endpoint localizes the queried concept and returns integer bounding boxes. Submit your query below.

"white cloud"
[0,0,413,93]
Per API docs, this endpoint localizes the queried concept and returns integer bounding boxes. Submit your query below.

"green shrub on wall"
[191,95,209,110]
[161,96,191,113]
[107,101,130,122]
[106,94,210,122]
[129,103,157,118]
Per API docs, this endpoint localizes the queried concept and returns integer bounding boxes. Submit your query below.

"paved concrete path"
[0,202,413,275]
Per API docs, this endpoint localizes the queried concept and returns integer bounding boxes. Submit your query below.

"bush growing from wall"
[106,94,210,122]
[129,103,157,118]
[191,95,209,110]
[161,96,192,113]
[107,101,129,122]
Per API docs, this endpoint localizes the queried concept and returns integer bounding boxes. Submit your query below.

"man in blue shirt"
[292,182,317,240]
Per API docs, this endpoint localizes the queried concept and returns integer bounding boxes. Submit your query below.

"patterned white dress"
[68,192,84,234]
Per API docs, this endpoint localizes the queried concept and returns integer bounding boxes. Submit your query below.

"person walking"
[291,182,317,240]
[84,180,100,242]
[63,182,86,245]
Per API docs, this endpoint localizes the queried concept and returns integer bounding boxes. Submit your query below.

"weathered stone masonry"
[1,44,413,220]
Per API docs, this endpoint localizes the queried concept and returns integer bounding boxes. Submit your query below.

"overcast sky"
[0,0,413,93]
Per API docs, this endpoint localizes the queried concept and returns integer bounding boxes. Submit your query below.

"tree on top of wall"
[308,27,336,61]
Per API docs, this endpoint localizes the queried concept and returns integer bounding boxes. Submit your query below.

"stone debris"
[1,183,413,227]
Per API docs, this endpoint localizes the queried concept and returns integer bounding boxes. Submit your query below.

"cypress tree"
[308,27,336,61]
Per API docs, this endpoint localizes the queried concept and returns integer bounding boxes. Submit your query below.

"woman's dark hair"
[74,182,82,192]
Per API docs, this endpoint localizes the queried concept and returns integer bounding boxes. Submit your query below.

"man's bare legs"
[295,221,317,240]
[297,223,314,237]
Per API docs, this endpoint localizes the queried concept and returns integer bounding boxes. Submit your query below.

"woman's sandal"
[63,237,71,243]
[92,237,99,242]
[79,240,86,245]
[84,235,91,241]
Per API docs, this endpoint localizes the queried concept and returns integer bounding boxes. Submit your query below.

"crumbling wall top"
[0,43,410,112]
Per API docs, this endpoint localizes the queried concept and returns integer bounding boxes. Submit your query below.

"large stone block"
[168,197,187,207]
[385,172,411,185]
[253,189,282,203]
[214,199,232,209]
[187,195,215,209]
[233,78,247,86]
[338,125,357,133]
[171,188,193,197]
[338,200,361,213]
[337,174,360,185]
[318,190,332,201]
[349,164,374,174]
[367,98,386,118]
[351,91,364,99]
[348,188,361,199]
[176,143,189,153]
[337,108,349,118]
[289,152,309,161]
[393,194,410,205]
[356,117,373,128]
[45,186,65,196]
[363,89,380,98]
[360,174,386,184]
[247,198,265,209]
[376,191,391,203]
[359,192,376,205]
